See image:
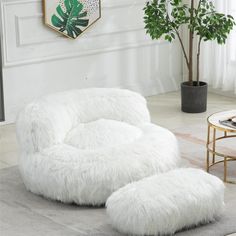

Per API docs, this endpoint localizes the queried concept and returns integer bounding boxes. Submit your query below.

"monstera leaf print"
[51,0,89,39]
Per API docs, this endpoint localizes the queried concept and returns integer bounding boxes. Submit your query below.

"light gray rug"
[0,167,236,236]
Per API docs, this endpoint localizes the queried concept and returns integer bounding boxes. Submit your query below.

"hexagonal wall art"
[43,0,101,39]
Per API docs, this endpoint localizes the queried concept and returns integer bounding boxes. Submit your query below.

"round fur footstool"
[106,168,224,236]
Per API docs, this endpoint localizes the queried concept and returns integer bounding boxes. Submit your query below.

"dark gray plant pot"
[181,81,208,113]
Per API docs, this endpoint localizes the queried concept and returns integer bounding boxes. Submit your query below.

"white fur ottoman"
[106,168,224,235]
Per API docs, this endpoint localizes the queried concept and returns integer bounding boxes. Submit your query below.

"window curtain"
[200,0,236,94]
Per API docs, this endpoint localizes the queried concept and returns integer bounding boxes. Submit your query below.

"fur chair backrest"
[16,88,150,153]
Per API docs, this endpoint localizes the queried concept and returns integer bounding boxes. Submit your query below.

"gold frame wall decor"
[206,112,236,184]
[43,0,101,39]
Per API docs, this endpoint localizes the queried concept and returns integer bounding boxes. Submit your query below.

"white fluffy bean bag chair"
[16,88,180,205]
[106,168,225,236]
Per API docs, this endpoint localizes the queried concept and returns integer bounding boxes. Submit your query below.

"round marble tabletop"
[208,110,236,132]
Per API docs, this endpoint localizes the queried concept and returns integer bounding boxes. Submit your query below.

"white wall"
[0,0,182,124]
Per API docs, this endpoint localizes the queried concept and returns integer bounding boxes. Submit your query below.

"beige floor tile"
[0,151,18,166]
[0,124,19,154]
[0,161,10,169]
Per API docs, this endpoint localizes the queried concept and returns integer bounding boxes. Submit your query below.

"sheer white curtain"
[200,0,236,94]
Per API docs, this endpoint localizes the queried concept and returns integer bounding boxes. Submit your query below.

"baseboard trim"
[208,87,236,99]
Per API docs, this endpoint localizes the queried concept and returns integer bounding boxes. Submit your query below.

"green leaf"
[171,32,175,39]
[56,5,67,20]
[51,15,64,28]
[51,0,89,39]
[143,0,235,46]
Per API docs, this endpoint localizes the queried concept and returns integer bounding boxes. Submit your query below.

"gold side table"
[206,110,236,184]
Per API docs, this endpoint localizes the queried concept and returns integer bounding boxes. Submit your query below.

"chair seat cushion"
[65,119,142,150]
[106,168,224,236]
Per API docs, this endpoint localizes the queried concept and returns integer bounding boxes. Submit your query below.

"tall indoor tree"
[144,0,235,113]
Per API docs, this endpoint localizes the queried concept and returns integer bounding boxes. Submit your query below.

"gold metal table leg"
[207,151,209,172]
[212,128,216,164]
[224,157,227,182]
[206,125,210,172]
[224,131,227,183]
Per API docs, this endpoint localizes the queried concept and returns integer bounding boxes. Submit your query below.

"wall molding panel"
[0,0,182,124]
[0,0,157,67]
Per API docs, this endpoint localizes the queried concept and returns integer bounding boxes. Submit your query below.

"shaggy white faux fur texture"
[106,168,225,236]
[16,88,180,205]
[65,119,142,150]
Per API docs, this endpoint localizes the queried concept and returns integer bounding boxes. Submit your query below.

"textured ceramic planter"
[181,81,208,113]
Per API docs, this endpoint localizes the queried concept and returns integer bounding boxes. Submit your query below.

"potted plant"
[144,0,235,113]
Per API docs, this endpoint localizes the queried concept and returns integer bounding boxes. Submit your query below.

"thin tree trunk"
[174,29,189,70]
[196,0,203,86]
[189,0,194,85]
[166,12,189,71]
[197,37,202,86]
